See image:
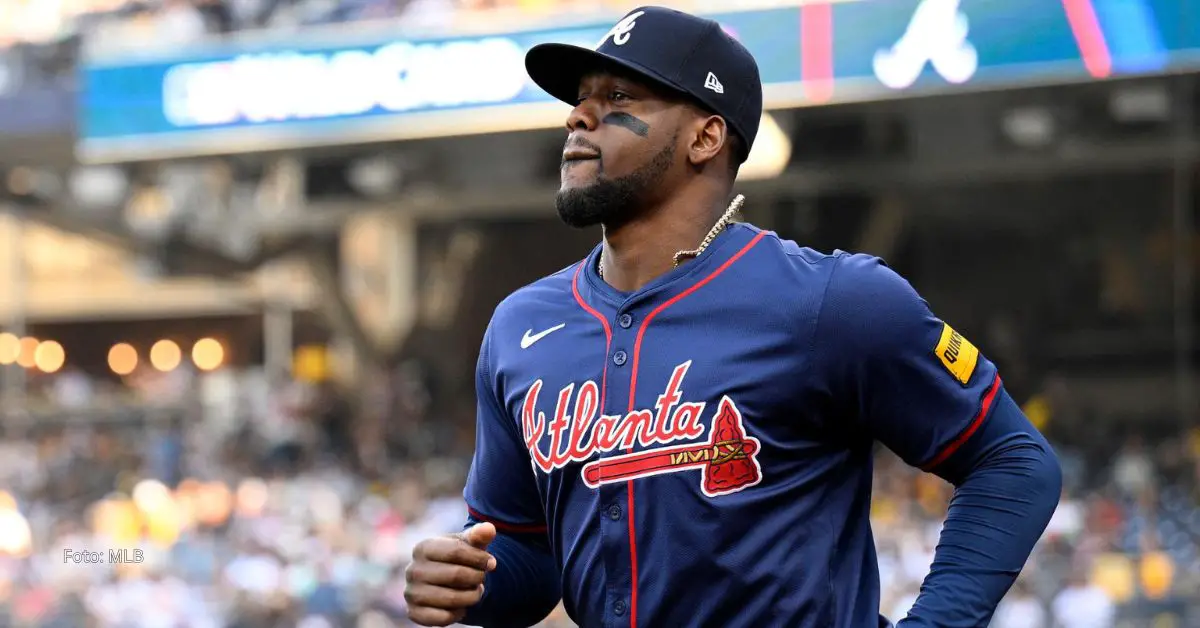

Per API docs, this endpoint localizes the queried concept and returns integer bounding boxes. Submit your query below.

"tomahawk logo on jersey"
[464,222,1007,628]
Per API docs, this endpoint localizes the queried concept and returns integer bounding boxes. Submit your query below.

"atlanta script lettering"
[521,361,763,497]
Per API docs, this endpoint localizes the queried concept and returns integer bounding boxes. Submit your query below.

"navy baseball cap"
[525,6,763,162]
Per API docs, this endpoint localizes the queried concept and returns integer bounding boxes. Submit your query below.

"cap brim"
[525,43,688,107]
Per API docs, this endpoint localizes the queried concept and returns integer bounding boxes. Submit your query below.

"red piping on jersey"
[800,1,834,104]
[624,230,766,627]
[571,261,613,410]
[467,506,548,534]
[921,373,1002,472]
[1060,0,1112,78]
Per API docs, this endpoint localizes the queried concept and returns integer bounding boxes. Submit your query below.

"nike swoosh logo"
[521,323,566,349]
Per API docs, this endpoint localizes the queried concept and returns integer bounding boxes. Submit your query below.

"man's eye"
[610,91,632,102]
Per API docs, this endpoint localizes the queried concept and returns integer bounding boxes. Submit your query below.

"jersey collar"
[579,222,757,310]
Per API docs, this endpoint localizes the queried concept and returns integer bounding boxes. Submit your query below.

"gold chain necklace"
[598,194,745,278]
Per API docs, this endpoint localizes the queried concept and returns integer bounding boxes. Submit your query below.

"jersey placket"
[599,304,637,628]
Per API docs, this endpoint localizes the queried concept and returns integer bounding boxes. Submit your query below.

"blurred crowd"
[874,428,1200,628]
[0,358,1194,628]
[0,360,497,628]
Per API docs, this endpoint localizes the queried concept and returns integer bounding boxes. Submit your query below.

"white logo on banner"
[873,0,978,90]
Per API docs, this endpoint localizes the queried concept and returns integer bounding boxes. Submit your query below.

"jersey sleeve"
[814,253,1002,471]
[463,319,549,533]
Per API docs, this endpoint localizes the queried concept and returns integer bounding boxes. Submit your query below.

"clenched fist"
[405,522,499,626]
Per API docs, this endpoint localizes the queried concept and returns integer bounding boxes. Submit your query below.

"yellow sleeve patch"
[934,323,979,385]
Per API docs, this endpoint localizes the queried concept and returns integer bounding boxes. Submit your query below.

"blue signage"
[77,0,1195,163]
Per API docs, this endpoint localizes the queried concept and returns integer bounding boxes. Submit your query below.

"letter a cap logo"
[599,10,644,47]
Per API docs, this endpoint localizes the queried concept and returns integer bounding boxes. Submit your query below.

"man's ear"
[686,115,727,168]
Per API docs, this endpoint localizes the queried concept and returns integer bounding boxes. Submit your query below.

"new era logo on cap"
[525,6,764,162]
[704,72,724,94]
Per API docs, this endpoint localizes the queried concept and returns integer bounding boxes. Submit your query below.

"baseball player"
[405,6,1062,627]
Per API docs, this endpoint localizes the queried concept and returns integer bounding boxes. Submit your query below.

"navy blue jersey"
[464,222,1001,628]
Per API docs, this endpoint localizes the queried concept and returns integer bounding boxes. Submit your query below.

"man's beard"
[555,139,676,229]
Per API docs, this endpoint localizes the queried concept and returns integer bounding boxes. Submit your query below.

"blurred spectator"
[1113,435,1154,498]
[992,580,1046,628]
[1052,570,1117,628]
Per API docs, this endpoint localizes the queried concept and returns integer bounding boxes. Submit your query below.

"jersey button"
[613,350,627,366]
[618,313,633,329]
[607,504,621,521]
[613,600,626,616]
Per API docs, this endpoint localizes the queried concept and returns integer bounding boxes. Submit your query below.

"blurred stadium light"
[347,154,406,198]
[107,342,138,376]
[737,113,792,182]
[1000,106,1059,151]
[33,340,64,374]
[1110,82,1172,125]
[14,336,37,369]
[149,339,182,372]
[67,165,128,210]
[0,507,32,558]
[191,337,225,371]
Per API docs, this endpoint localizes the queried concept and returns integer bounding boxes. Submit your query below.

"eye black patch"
[602,112,650,137]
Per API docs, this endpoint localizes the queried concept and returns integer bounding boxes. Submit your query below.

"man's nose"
[565,99,600,132]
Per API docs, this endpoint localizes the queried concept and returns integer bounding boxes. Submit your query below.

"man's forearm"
[900,391,1063,627]
[459,520,562,628]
